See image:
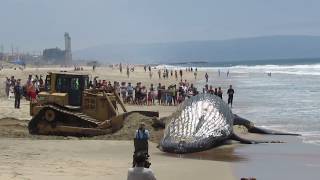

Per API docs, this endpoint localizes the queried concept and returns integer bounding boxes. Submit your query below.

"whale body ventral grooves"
[159,94,234,153]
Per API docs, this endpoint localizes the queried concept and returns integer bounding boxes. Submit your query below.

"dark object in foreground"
[159,94,300,154]
[133,139,151,168]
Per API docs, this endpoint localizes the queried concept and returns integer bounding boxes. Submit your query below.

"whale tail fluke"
[233,114,301,136]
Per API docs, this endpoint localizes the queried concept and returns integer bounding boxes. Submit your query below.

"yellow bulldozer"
[28,72,159,137]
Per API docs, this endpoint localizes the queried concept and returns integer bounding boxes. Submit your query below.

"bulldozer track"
[28,104,101,135]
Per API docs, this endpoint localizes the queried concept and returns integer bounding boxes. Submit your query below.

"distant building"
[43,47,65,63]
[64,32,72,64]
[42,32,72,65]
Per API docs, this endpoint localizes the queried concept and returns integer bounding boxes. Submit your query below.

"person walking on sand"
[14,79,22,109]
[217,87,223,99]
[227,85,235,108]
[205,72,209,83]
[179,69,183,80]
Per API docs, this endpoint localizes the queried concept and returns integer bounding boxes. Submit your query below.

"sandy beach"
[1,65,320,180]
[0,66,238,180]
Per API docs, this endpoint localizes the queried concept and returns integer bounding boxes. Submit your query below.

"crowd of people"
[4,74,44,108]
[202,84,235,107]
[3,65,235,109]
[89,78,199,106]
[90,77,235,107]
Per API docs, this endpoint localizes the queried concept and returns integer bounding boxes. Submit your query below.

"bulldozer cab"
[45,72,89,106]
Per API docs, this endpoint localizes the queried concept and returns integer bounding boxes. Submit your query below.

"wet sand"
[234,135,320,180]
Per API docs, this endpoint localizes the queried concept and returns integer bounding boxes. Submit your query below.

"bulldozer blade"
[130,111,159,118]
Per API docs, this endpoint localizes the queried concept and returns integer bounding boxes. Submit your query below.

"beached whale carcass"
[159,94,235,153]
[159,94,298,154]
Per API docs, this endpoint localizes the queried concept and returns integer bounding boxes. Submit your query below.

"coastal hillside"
[74,35,320,64]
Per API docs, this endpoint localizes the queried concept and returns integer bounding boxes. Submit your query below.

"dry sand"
[0,65,254,180]
[0,139,235,180]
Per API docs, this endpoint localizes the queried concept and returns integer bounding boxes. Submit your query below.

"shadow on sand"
[156,141,247,162]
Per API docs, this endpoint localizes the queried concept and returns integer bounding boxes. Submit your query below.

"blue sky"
[0,0,319,52]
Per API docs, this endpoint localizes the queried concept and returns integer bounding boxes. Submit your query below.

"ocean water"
[165,61,320,146]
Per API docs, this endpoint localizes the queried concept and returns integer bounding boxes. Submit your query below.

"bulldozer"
[28,72,159,137]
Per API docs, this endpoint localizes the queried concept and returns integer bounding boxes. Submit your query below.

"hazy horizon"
[1,0,320,53]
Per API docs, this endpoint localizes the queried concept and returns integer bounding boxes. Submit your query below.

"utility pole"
[0,44,3,61]
[11,44,14,56]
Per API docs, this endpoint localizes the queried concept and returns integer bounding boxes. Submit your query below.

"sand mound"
[85,113,165,143]
[0,118,30,138]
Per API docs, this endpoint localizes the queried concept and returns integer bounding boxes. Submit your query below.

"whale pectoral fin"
[230,133,284,144]
[248,126,301,136]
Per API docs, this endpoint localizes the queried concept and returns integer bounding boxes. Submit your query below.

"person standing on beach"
[205,73,209,83]
[194,71,197,80]
[127,83,134,103]
[179,69,183,80]
[227,70,230,77]
[227,85,235,107]
[175,70,178,80]
[208,85,214,95]
[120,63,123,73]
[203,84,208,93]
[134,122,150,153]
[157,83,162,105]
[120,82,127,102]
[149,84,155,105]
[14,79,22,109]
[5,77,10,97]
[158,70,161,79]
[127,66,130,78]
[217,87,223,99]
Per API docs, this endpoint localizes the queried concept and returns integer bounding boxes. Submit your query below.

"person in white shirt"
[127,152,156,180]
